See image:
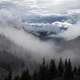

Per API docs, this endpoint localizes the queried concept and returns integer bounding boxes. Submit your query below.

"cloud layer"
[0,0,80,63]
[0,0,80,15]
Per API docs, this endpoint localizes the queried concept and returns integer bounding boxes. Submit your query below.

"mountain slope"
[56,36,80,65]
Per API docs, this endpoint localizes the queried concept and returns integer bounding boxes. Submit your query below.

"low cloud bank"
[0,27,57,56]
[0,0,80,63]
[60,21,80,40]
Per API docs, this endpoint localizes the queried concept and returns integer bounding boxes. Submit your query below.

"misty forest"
[0,0,80,80]
[4,58,80,80]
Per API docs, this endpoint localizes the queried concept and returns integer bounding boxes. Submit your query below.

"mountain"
[55,36,80,65]
[0,34,38,72]
[0,34,26,71]
[0,33,40,73]
[22,15,69,23]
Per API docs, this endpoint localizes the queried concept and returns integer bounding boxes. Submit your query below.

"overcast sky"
[0,0,80,15]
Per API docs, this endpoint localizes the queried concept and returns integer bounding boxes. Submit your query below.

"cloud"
[0,9,22,27]
[34,0,80,15]
[0,0,79,41]
[0,3,79,39]
[59,21,80,40]
[0,0,80,63]
[0,27,56,56]
[0,0,79,15]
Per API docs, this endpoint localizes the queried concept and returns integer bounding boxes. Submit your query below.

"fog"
[0,27,58,57]
[60,21,80,40]
[0,0,80,64]
[0,25,80,64]
[0,14,79,62]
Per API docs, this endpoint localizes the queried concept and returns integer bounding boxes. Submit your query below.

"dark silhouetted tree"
[32,70,38,80]
[64,59,73,80]
[65,59,68,68]
[58,58,64,77]
[48,59,57,80]
[38,58,48,80]
[5,71,12,80]
[14,75,20,80]
[73,66,78,76]
[77,66,80,76]
[20,69,31,80]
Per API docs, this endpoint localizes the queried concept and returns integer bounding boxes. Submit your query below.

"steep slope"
[0,34,26,71]
[56,36,80,65]
[0,34,40,73]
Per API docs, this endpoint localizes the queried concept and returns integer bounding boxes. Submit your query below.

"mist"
[0,0,80,64]
[0,25,80,64]
[60,21,80,40]
[0,27,58,57]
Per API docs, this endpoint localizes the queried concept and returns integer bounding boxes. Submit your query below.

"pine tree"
[58,58,64,77]
[68,59,73,79]
[64,59,73,80]
[5,71,12,80]
[76,66,80,80]
[65,59,68,68]
[77,66,80,76]
[32,70,37,80]
[14,75,20,80]
[20,69,31,80]
[48,59,57,80]
[38,58,48,80]
[73,66,78,76]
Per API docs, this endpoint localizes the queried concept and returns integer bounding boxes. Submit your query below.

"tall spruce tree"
[65,59,68,68]
[73,66,78,76]
[64,59,73,80]
[58,58,64,77]
[5,71,12,80]
[38,58,48,80]
[14,75,20,80]
[48,59,57,80]
[77,66,80,76]
[20,69,31,80]
[32,70,38,80]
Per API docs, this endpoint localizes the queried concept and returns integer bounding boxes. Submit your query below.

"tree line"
[5,58,80,80]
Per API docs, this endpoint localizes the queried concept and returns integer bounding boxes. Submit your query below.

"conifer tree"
[73,66,78,76]
[58,58,64,77]
[20,69,31,80]
[14,75,20,80]
[77,66,80,76]
[64,59,73,80]
[48,59,57,80]
[38,58,48,80]
[32,70,37,80]
[65,59,68,68]
[5,71,12,80]
[68,59,73,79]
